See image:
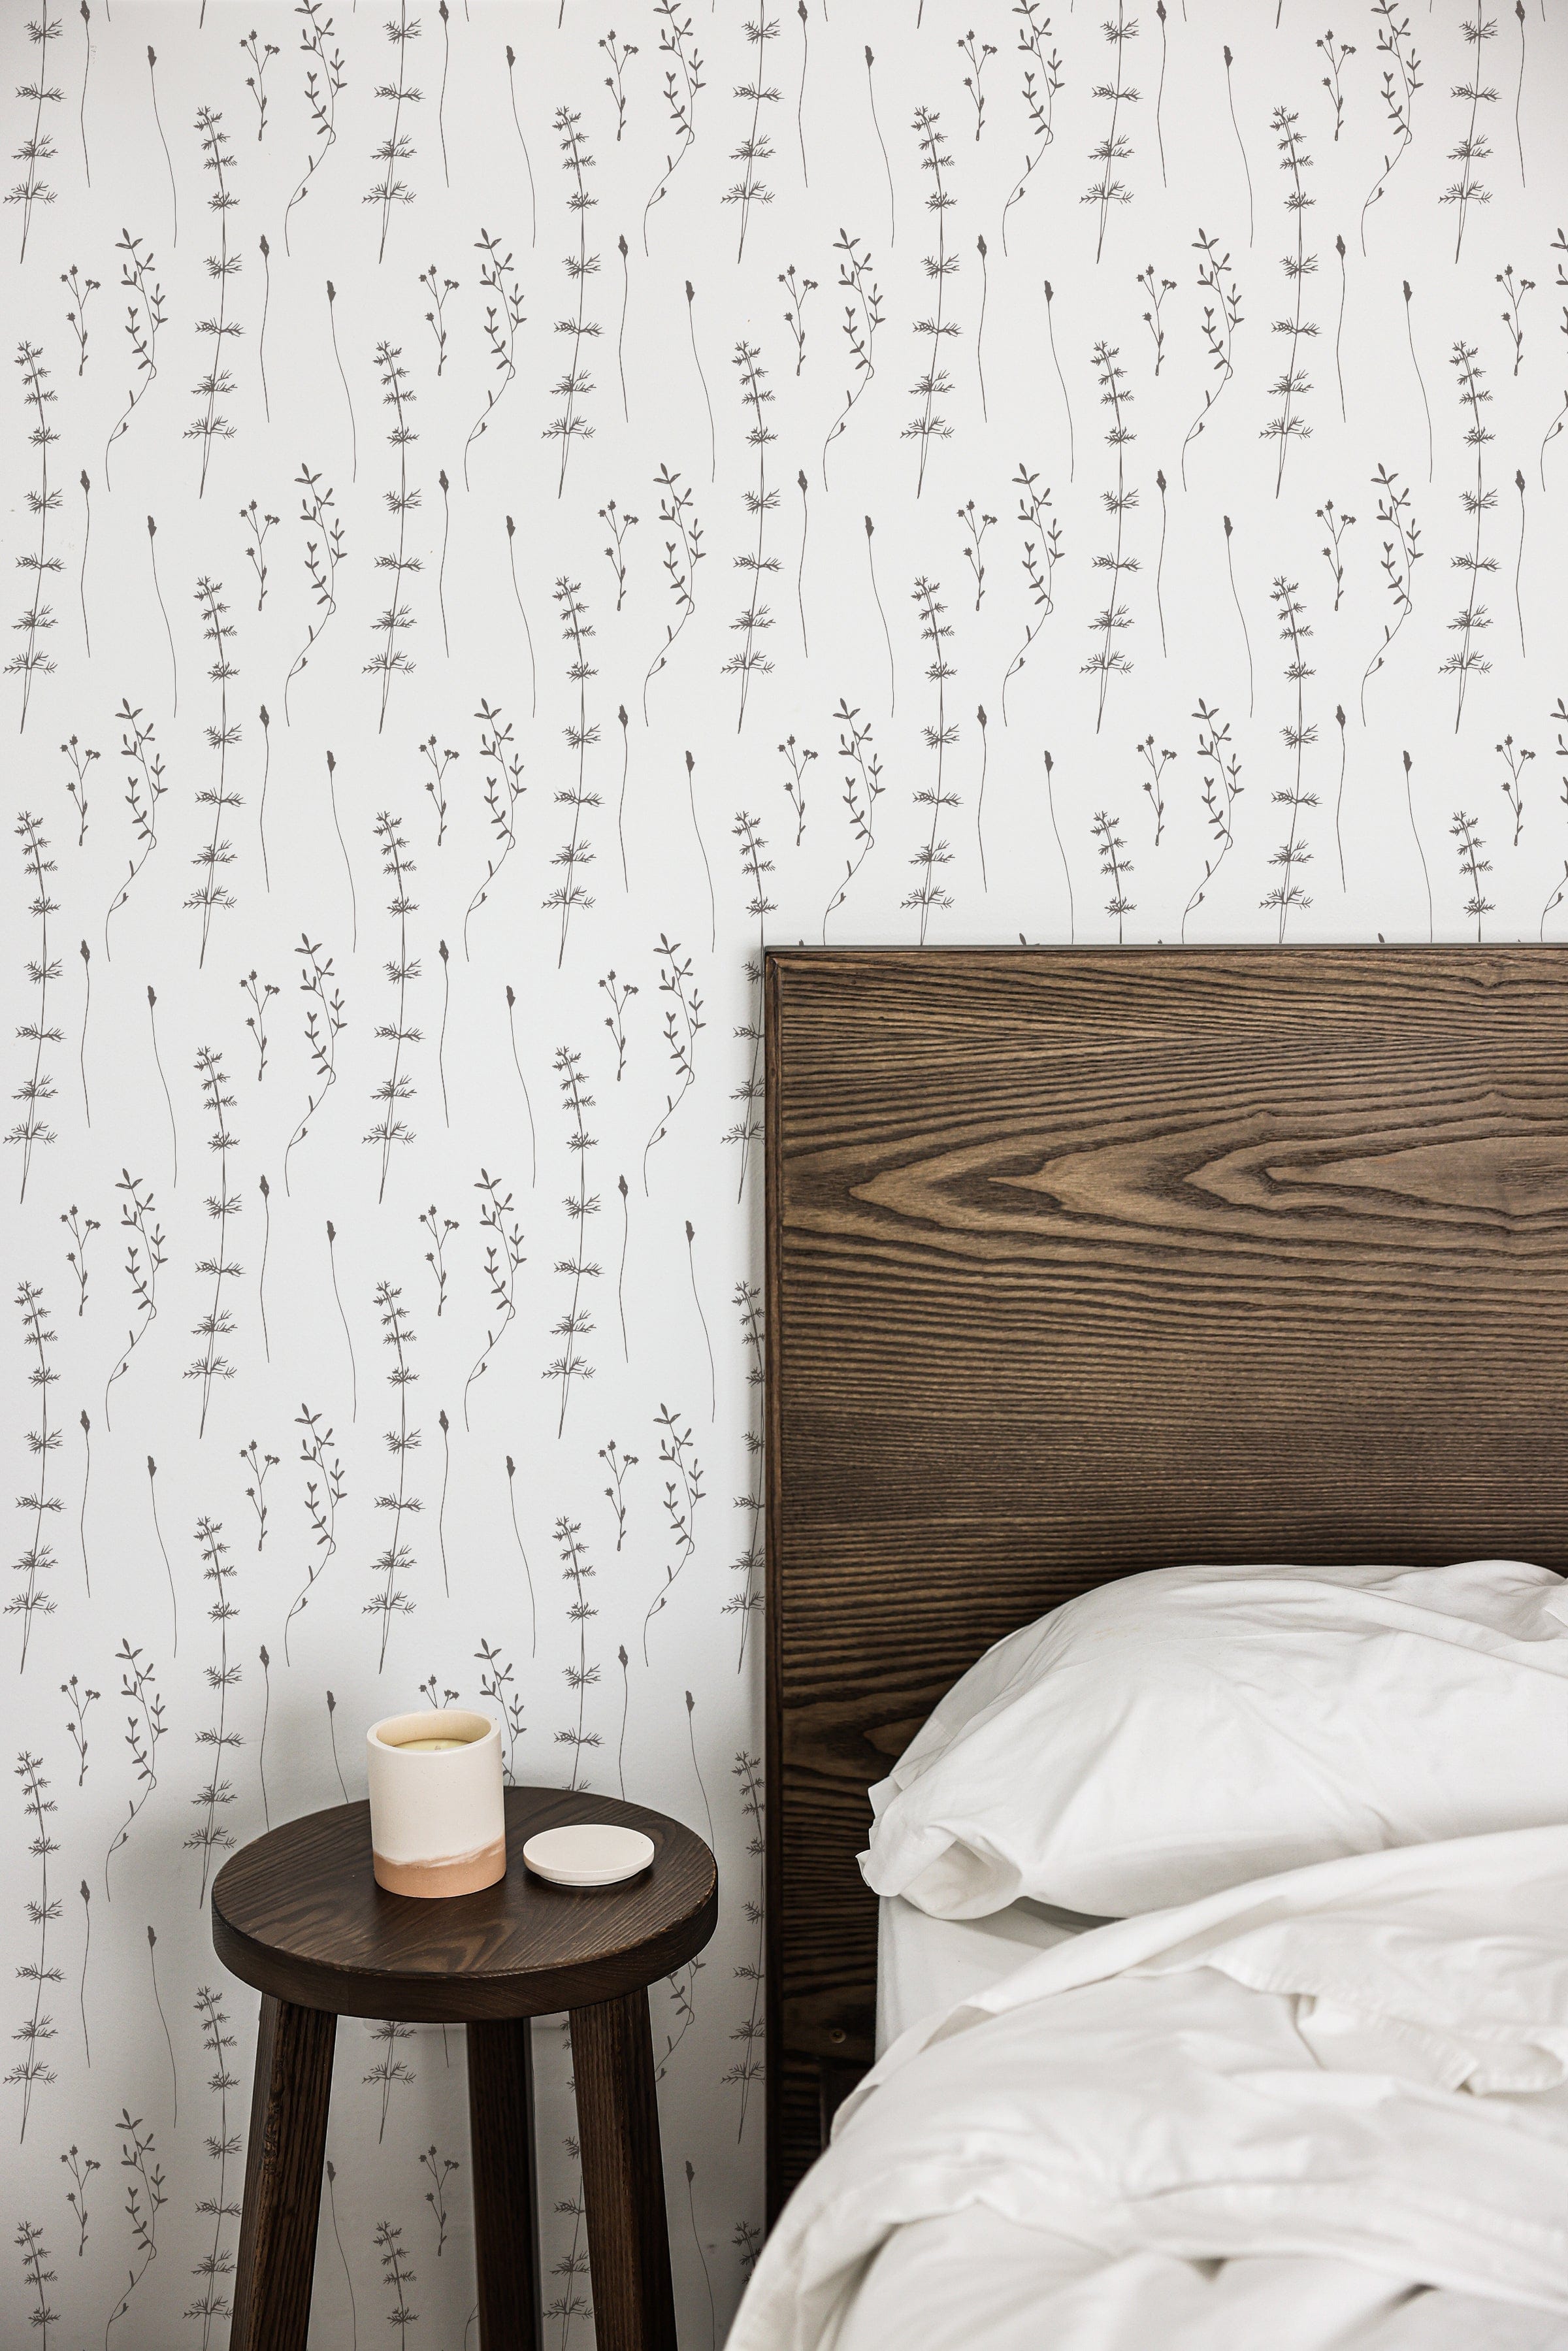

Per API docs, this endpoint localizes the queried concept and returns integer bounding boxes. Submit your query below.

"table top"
[211,1786,718,2022]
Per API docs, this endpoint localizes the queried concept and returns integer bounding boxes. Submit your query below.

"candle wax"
[393,1736,474,1752]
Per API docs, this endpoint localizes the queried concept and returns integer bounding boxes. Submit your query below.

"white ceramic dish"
[523,1823,655,1888]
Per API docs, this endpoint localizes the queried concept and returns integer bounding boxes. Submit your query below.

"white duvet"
[728,1827,1568,2351]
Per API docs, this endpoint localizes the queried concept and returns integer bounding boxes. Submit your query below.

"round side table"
[211,1784,717,2351]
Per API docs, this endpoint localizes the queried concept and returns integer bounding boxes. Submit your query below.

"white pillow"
[860,1560,1568,1918]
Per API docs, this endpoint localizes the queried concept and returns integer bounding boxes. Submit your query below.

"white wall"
[3,0,1564,2339]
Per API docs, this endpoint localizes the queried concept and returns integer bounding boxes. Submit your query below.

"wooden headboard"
[764,944,1568,2213]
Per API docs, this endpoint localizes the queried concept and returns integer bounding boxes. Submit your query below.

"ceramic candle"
[365,1709,506,1898]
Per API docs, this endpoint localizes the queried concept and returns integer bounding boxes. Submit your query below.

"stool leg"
[569,1990,677,2351]
[467,2018,542,2351]
[230,1994,336,2351]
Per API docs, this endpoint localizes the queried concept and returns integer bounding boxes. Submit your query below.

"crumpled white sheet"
[835,2210,1568,2351]
[728,1826,1568,2351]
[876,1890,1106,2055]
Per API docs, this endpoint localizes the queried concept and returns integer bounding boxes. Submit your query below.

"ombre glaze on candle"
[365,1708,506,1897]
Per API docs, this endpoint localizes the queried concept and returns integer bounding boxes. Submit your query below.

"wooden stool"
[211,1785,717,2351]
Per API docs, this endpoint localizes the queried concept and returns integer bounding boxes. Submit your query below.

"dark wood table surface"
[211,1785,718,2351]
[212,1783,717,2018]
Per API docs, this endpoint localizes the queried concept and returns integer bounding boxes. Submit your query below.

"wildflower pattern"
[1,1,1561,2342]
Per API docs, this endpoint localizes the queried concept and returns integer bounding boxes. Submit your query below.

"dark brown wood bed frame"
[763,944,1568,2216]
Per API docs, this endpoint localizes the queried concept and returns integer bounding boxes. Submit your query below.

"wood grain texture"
[569,1990,678,2351]
[764,945,1568,2212]
[211,1786,717,2020]
[468,2018,543,2351]
[229,1995,337,2351]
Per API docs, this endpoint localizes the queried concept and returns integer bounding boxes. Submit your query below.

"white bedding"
[832,2216,1568,2351]
[732,1827,1568,2351]
[876,1892,1107,2055]
[864,1560,1568,1918]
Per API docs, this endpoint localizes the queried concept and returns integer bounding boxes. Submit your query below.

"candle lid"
[522,1824,655,1888]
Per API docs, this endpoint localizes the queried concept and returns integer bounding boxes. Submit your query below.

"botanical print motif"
[2,2,1563,2341]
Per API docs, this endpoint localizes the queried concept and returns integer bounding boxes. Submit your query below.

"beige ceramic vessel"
[365,1708,506,1897]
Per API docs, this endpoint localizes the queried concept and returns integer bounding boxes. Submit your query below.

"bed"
[757,947,1568,2342]
[875,1889,1103,2054]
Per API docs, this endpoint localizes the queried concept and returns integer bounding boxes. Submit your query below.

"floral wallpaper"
[3,0,1565,2340]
